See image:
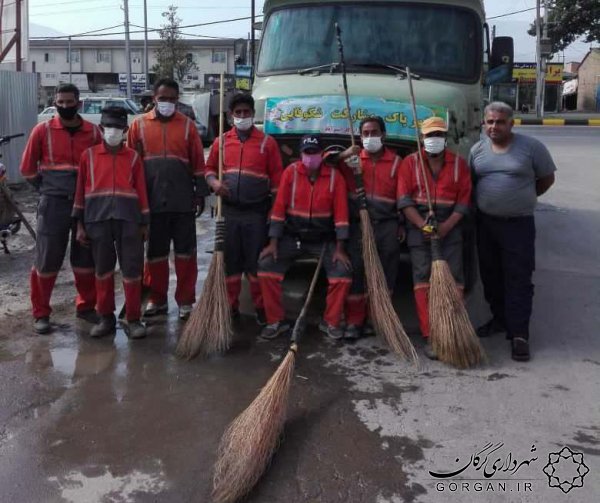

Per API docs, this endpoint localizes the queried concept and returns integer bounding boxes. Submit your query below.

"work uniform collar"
[99,142,128,155]
[360,146,396,163]
[148,108,182,121]
[227,125,259,141]
[295,160,332,178]
[48,115,94,133]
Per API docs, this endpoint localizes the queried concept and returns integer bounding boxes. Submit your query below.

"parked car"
[37,97,141,124]
[37,106,56,123]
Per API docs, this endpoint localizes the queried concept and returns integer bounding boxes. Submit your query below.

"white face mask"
[233,116,253,131]
[423,137,446,154]
[103,127,124,147]
[362,136,383,153]
[156,101,176,117]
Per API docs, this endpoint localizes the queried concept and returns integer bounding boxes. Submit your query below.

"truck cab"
[253,0,511,163]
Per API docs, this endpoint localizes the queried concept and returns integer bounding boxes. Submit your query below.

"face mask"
[103,127,124,147]
[301,153,322,171]
[156,101,176,117]
[55,104,78,120]
[362,136,383,153]
[233,116,253,131]
[423,137,446,155]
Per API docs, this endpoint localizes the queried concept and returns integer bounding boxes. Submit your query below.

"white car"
[37,106,56,123]
[37,97,141,124]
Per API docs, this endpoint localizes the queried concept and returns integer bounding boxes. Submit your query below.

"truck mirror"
[486,36,514,85]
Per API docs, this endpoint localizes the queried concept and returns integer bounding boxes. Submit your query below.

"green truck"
[253,0,513,162]
[251,0,514,291]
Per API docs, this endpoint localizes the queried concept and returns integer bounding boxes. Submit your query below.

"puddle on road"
[48,463,167,503]
[25,340,118,380]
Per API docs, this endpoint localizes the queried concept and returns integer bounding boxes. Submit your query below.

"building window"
[131,50,142,64]
[186,52,194,64]
[66,49,80,63]
[44,52,55,63]
[97,50,111,63]
[212,50,226,64]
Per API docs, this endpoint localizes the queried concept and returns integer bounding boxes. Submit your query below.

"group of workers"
[20,79,556,362]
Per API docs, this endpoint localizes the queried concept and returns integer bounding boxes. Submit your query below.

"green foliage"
[527,0,600,54]
[152,5,197,82]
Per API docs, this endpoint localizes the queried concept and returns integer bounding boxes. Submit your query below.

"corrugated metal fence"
[0,70,37,182]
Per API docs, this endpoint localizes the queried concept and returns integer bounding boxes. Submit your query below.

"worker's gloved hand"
[355,186,366,200]
[195,196,205,218]
[345,155,361,171]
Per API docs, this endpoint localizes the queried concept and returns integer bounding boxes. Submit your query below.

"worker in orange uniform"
[335,116,404,340]
[206,93,283,325]
[127,78,208,320]
[397,117,472,359]
[257,135,352,340]
[20,83,101,335]
[72,107,150,339]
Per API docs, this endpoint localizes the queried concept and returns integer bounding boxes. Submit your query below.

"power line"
[487,7,536,20]
[30,15,262,40]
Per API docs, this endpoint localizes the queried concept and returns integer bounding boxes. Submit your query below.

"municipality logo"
[543,446,589,493]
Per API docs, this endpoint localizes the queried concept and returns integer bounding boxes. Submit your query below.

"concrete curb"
[514,118,600,126]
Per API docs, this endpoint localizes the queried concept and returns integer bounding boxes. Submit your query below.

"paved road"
[0,126,599,503]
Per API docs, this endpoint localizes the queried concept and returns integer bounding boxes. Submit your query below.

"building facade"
[577,49,600,112]
[2,38,246,107]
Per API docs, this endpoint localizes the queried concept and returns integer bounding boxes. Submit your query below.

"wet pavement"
[1,127,599,503]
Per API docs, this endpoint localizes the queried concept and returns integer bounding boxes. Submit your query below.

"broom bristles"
[212,347,296,503]
[359,210,418,363]
[176,251,232,360]
[429,258,485,369]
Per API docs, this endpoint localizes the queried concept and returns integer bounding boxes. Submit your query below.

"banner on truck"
[264,95,446,139]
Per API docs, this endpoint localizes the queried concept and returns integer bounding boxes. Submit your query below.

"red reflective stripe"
[144,154,190,163]
[260,134,269,154]
[39,163,78,171]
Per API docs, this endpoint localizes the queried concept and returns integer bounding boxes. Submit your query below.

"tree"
[152,5,197,82]
[528,0,600,54]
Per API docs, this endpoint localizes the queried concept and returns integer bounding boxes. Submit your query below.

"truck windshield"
[258,3,481,83]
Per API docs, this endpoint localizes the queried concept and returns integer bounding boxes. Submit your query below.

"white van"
[37,97,141,124]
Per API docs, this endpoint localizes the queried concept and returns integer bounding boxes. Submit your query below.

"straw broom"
[405,68,484,369]
[212,247,325,503]
[176,74,232,359]
[335,23,417,363]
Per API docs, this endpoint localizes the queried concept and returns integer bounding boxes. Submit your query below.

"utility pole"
[143,0,149,90]
[123,0,133,99]
[68,36,72,83]
[251,0,256,68]
[540,0,549,118]
[535,0,542,118]
[488,25,496,102]
[15,0,22,71]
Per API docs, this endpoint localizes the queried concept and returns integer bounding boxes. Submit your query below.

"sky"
[25,0,594,63]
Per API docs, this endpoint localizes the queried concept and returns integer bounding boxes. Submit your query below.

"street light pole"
[68,36,72,83]
[143,0,149,91]
[123,0,133,99]
[251,0,256,68]
[535,0,542,118]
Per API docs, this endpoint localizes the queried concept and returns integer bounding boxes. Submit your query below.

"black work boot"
[90,314,117,338]
[34,317,51,335]
[76,309,100,324]
[124,320,147,339]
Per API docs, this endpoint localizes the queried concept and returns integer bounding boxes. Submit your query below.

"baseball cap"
[100,106,128,128]
[421,116,447,135]
[299,134,322,153]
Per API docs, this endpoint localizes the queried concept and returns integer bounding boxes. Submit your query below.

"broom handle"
[334,23,358,154]
[406,67,434,216]
[290,246,325,345]
[217,73,225,219]
[335,22,368,211]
